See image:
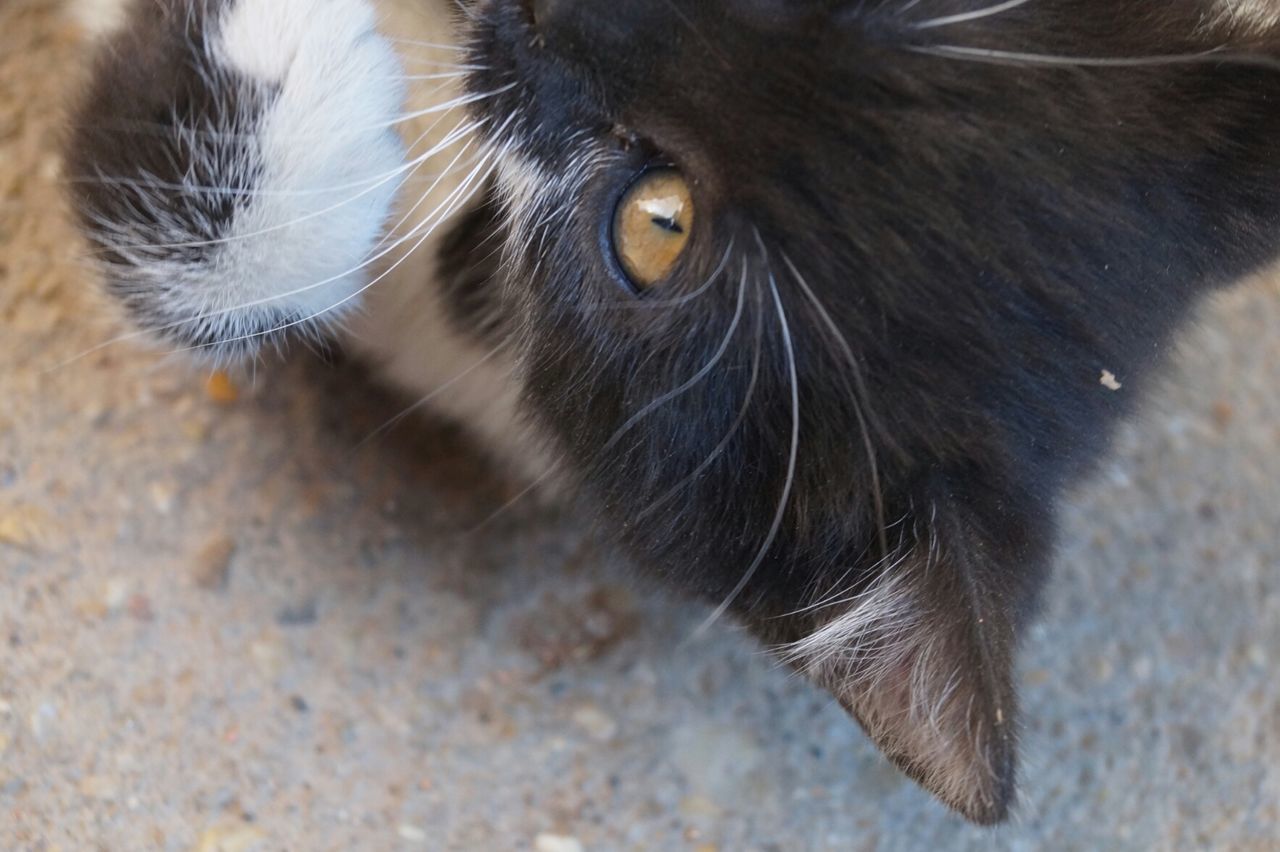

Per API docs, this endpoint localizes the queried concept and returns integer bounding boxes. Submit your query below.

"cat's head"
[459,0,1280,822]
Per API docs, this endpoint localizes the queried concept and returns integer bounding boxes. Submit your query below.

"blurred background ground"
[1,1,1278,849]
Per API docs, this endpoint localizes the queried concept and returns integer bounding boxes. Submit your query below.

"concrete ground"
[2,1,1278,849]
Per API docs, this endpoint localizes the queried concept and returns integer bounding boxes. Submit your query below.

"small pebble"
[1100,369,1123,391]
[103,577,130,610]
[195,821,265,852]
[75,596,108,616]
[182,419,212,441]
[534,834,583,852]
[679,794,724,819]
[571,704,618,741]
[78,774,116,800]
[1132,657,1154,680]
[29,702,57,742]
[127,593,155,621]
[0,505,51,552]
[1212,400,1235,430]
[149,482,176,514]
[192,536,236,591]
[249,634,286,678]
[397,824,427,843]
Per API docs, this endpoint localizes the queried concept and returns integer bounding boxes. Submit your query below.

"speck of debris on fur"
[1100,369,1123,391]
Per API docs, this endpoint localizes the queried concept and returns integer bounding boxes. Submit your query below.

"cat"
[63,0,1280,823]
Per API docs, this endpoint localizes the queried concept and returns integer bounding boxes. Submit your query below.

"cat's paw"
[66,0,407,359]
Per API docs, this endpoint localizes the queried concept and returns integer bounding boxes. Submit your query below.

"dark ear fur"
[783,494,1043,824]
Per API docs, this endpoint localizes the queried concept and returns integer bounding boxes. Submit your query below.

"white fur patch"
[221,0,359,85]
[206,0,407,329]
[1212,0,1280,35]
[781,553,921,688]
[781,546,1010,821]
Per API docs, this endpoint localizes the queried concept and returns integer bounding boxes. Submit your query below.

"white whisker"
[636,268,763,521]
[379,82,518,129]
[911,0,1034,30]
[597,263,749,457]
[164,146,501,356]
[782,252,889,560]
[907,43,1280,72]
[353,336,514,451]
[694,251,800,637]
[79,119,480,262]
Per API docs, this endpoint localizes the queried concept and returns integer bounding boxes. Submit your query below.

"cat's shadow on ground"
[271,348,711,692]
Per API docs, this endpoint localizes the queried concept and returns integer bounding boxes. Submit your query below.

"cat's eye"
[611,168,694,290]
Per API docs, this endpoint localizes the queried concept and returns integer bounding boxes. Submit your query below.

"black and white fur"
[64,0,1280,823]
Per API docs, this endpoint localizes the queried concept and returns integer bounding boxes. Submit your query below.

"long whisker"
[910,0,1033,30]
[636,268,764,521]
[780,533,913,619]
[163,145,501,356]
[352,336,513,451]
[53,115,517,372]
[365,135,483,256]
[906,43,1280,72]
[379,83,518,129]
[783,253,889,560]
[385,37,470,51]
[694,254,800,636]
[51,148,477,371]
[76,118,480,262]
[464,462,566,535]
[61,72,495,147]
[63,139,497,372]
[597,262,749,458]
[399,71,479,81]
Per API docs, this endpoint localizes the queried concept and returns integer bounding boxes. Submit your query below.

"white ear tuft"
[782,540,1019,824]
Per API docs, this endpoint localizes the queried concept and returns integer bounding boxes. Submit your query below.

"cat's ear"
[782,506,1041,824]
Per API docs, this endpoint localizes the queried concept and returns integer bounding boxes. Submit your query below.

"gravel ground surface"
[2,2,1278,849]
